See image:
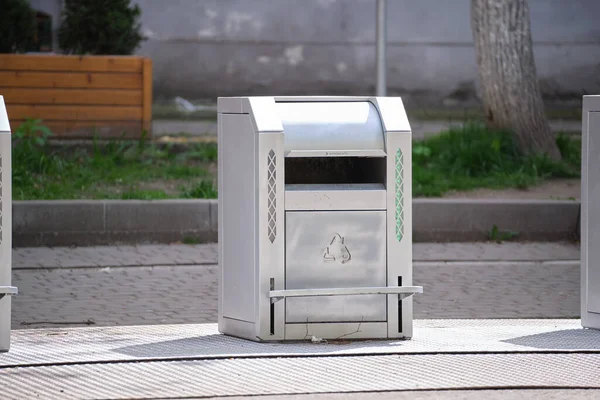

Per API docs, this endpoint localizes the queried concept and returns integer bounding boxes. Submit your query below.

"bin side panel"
[219,114,256,324]
[0,133,12,351]
[256,131,285,340]
[386,131,413,339]
[218,113,224,326]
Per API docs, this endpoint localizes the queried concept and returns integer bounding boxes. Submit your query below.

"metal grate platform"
[2,320,600,399]
[2,354,600,400]
[2,319,599,368]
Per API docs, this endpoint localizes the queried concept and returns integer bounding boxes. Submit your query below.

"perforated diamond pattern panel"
[267,149,276,243]
[395,148,404,242]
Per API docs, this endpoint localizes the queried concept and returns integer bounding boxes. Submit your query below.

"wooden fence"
[0,54,152,139]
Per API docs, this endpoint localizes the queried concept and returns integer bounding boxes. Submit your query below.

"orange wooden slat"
[0,71,142,89]
[2,88,142,106]
[7,104,143,121]
[0,54,143,73]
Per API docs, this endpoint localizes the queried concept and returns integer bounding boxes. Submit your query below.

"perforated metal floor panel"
[2,354,600,400]
[2,320,600,400]
[1,320,599,368]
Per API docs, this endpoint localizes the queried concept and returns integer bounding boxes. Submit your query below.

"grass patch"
[412,121,580,197]
[119,188,171,200]
[182,236,202,245]
[488,225,520,242]
[181,181,218,199]
[12,119,217,200]
[13,119,581,200]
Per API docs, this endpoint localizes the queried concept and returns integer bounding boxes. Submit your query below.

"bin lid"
[275,101,385,157]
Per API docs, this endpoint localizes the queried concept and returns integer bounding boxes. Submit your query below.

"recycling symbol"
[323,233,351,264]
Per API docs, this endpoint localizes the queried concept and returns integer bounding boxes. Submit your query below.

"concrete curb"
[413,199,580,242]
[12,199,580,247]
[13,200,217,247]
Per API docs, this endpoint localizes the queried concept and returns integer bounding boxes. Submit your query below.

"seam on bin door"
[395,148,404,242]
[267,149,277,243]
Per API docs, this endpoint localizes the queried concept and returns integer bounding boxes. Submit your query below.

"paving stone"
[12,242,579,269]
[9,242,581,329]
[12,244,218,269]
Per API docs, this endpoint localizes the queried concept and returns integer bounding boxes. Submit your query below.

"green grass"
[181,181,218,199]
[412,121,580,197]
[12,119,217,200]
[488,224,520,242]
[13,119,581,200]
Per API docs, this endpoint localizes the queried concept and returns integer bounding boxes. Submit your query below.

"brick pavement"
[10,242,581,329]
[13,244,218,269]
[12,242,579,269]
[13,265,218,328]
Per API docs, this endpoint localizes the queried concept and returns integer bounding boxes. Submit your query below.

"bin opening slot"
[285,157,386,185]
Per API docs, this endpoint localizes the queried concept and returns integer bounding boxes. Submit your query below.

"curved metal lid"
[275,101,385,157]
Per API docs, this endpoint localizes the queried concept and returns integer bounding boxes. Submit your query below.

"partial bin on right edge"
[582,95,600,330]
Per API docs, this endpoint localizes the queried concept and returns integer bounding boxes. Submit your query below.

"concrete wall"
[34,0,600,108]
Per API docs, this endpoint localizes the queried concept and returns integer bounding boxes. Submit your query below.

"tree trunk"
[471,0,561,160]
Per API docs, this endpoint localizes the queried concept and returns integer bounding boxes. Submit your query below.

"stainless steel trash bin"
[0,96,17,352]
[217,96,422,342]
[582,95,600,330]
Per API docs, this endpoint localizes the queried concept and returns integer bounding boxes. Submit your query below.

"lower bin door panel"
[285,210,387,323]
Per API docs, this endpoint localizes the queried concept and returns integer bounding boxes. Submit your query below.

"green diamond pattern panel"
[395,148,404,242]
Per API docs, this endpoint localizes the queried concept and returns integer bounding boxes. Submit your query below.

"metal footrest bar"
[270,286,422,303]
[0,286,18,300]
